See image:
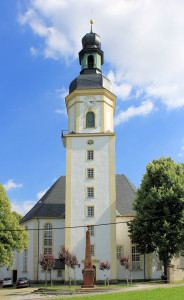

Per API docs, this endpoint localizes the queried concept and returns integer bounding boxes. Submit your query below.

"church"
[2,23,168,283]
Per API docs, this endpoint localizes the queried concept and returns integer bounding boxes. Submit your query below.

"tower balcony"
[61,130,68,148]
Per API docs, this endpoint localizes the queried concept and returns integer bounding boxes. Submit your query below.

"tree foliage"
[128,157,184,276]
[119,256,130,270]
[39,253,55,271]
[99,261,111,271]
[0,184,29,267]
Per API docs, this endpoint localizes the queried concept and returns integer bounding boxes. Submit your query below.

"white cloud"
[178,145,184,157]
[55,108,67,115]
[37,187,49,200]
[107,70,132,100]
[11,200,36,215]
[56,88,68,100]
[18,0,184,111]
[55,88,67,115]
[30,46,39,56]
[114,100,154,126]
[3,179,23,191]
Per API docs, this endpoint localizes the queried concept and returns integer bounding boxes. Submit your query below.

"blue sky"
[1,0,184,215]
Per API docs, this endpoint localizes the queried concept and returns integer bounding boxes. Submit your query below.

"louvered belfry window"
[88,55,94,68]
[86,112,95,128]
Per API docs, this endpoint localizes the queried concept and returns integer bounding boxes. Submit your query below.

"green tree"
[0,184,29,267]
[128,157,184,278]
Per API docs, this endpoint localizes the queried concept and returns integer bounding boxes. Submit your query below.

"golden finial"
[90,18,94,33]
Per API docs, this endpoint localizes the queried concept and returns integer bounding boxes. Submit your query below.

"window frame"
[91,244,95,256]
[23,248,28,272]
[131,244,141,270]
[86,168,94,179]
[86,186,94,198]
[116,245,123,259]
[43,222,53,254]
[87,205,95,217]
[44,248,52,255]
[86,111,95,128]
[87,149,94,160]
[87,225,95,237]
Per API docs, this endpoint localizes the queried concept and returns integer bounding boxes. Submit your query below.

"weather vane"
[90,9,94,33]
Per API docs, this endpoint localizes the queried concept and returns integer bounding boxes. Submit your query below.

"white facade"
[65,89,117,281]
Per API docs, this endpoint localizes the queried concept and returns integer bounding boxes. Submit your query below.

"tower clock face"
[85,97,96,107]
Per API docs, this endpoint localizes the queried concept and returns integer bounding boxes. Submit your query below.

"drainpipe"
[37,219,40,283]
[144,254,146,280]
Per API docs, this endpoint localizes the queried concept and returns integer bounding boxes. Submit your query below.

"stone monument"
[82,230,95,288]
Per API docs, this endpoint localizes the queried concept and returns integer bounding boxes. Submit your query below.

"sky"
[1,0,184,216]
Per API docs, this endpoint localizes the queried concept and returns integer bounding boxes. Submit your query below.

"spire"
[90,19,94,33]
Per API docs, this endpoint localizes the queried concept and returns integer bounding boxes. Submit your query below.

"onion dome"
[69,20,111,94]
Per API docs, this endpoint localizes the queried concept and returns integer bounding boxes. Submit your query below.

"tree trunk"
[126,269,128,285]
[104,274,106,286]
[68,267,71,288]
[50,269,53,286]
[74,269,76,286]
[130,271,132,285]
[164,264,167,281]
[45,267,48,288]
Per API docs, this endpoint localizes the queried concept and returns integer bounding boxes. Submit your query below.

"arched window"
[86,112,95,128]
[88,55,94,69]
[44,223,52,254]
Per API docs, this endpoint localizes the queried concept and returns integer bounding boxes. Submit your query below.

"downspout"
[37,219,40,283]
[144,254,146,280]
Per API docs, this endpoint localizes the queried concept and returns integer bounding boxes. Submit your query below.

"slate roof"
[20,176,66,224]
[69,72,112,94]
[20,174,136,224]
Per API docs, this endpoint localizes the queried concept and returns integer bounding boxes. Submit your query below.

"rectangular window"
[132,245,140,269]
[87,168,94,179]
[87,150,94,160]
[117,246,122,259]
[91,244,95,256]
[87,206,94,217]
[57,270,62,278]
[87,225,95,236]
[44,248,52,255]
[44,230,52,246]
[87,187,94,197]
[23,249,28,272]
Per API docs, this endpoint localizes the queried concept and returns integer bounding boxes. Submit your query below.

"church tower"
[63,21,117,281]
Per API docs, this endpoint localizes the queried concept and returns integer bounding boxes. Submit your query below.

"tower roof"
[82,32,101,50]
[67,24,113,94]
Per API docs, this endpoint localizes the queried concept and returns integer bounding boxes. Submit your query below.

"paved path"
[0,283,184,300]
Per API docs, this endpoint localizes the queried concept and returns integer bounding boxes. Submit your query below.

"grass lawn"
[53,286,184,300]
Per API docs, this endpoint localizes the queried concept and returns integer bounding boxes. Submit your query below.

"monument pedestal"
[81,268,96,288]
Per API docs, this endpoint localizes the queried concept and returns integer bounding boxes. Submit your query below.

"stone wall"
[168,265,184,283]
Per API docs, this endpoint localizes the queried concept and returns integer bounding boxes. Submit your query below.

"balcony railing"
[61,130,68,138]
